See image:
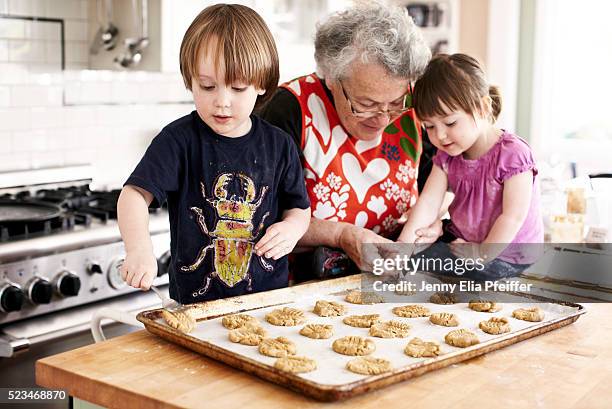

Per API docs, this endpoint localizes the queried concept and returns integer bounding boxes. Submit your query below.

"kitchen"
[1,0,611,408]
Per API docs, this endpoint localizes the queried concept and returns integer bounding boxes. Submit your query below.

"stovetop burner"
[0,186,161,242]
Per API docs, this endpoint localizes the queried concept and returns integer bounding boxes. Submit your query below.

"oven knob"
[87,261,103,275]
[27,278,53,304]
[157,251,171,276]
[0,283,24,313]
[54,271,81,297]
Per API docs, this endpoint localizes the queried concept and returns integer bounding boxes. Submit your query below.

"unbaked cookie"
[221,313,257,329]
[274,356,317,373]
[429,312,459,327]
[346,356,392,375]
[345,290,384,305]
[343,314,381,328]
[445,329,479,348]
[429,292,458,304]
[369,321,411,338]
[404,337,441,358]
[392,304,431,318]
[228,324,267,346]
[332,336,376,356]
[313,300,347,317]
[479,317,511,335]
[265,307,306,326]
[161,309,196,333]
[512,307,544,322]
[258,337,297,357]
[299,324,333,339]
[469,300,502,313]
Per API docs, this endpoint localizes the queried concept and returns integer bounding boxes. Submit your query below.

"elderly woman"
[260,2,441,274]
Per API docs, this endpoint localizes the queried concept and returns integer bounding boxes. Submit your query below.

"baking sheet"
[157,292,581,387]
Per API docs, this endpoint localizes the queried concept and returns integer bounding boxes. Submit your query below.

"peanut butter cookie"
[392,304,431,318]
[274,356,317,373]
[512,307,544,322]
[404,337,441,358]
[313,300,347,317]
[445,329,480,348]
[265,307,306,326]
[161,309,196,333]
[332,336,376,356]
[258,337,297,357]
[343,314,381,328]
[429,292,457,304]
[299,324,333,339]
[228,324,267,346]
[221,313,257,329]
[479,317,511,335]
[468,300,502,313]
[346,357,392,375]
[369,321,411,338]
[345,290,384,305]
[429,312,459,327]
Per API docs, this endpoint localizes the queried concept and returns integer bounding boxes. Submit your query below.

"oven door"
[0,288,166,394]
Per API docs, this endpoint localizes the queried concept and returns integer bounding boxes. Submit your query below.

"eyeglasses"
[339,80,412,119]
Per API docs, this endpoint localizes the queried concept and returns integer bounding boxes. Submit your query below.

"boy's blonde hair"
[413,53,502,122]
[179,4,279,107]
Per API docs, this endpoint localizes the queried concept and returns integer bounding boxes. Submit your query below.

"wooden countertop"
[36,303,612,409]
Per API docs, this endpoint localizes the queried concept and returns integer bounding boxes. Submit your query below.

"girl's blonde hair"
[413,53,502,122]
[179,4,279,107]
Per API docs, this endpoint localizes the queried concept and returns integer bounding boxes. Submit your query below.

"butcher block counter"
[36,298,611,409]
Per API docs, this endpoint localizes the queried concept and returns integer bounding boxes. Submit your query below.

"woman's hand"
[120,249,158,290]
[338,224,393,271]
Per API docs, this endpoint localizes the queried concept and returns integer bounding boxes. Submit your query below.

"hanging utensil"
[114,0,149,68]
[90,0,119,54]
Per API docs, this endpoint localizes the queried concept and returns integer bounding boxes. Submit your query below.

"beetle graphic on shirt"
[180,173,273,297]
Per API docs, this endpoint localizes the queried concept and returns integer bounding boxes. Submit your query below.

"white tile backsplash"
[64,20,88,42]
[45,0,87,20]
[10,84,63,106]
[0,132,12,153]
[31,107,66,128]
[65,40,88,64]
[0,86,9,107]
[0,107,31,130]
[25,20,61,40]
[8,39,46,62]
[12,129,47,152]
[0,152,31,171]
[0,40,8,61]
[7,0,47,16]
[0,19,26,39]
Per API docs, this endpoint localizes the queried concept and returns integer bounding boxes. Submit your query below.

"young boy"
[117,4,311,304]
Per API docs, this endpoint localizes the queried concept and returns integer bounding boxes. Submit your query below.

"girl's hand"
[255,221,302,260]
[120,250,158,290]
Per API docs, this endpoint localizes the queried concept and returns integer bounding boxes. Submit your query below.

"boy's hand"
[120,250,158,290]
[255,221,301,260]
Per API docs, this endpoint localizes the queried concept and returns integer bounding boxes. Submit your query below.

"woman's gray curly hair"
[314,1,431,82]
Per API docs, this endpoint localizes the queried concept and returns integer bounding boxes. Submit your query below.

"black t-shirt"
[258,86,437,191]
[125,111,310,304]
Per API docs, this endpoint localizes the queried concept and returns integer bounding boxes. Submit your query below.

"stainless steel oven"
[0,166,171,408]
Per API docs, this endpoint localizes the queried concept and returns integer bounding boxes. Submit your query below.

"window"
[529,0,612,176]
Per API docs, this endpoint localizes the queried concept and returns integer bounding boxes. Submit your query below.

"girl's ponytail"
[488,85,502,121]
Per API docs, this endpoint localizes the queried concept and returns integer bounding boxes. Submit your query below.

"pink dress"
[433,130,544,264]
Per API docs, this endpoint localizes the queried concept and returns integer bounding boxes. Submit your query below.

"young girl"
[398,53,543,276]
[117,4,310,304]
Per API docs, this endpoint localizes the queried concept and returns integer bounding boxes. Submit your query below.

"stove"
[0,166,171,358]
